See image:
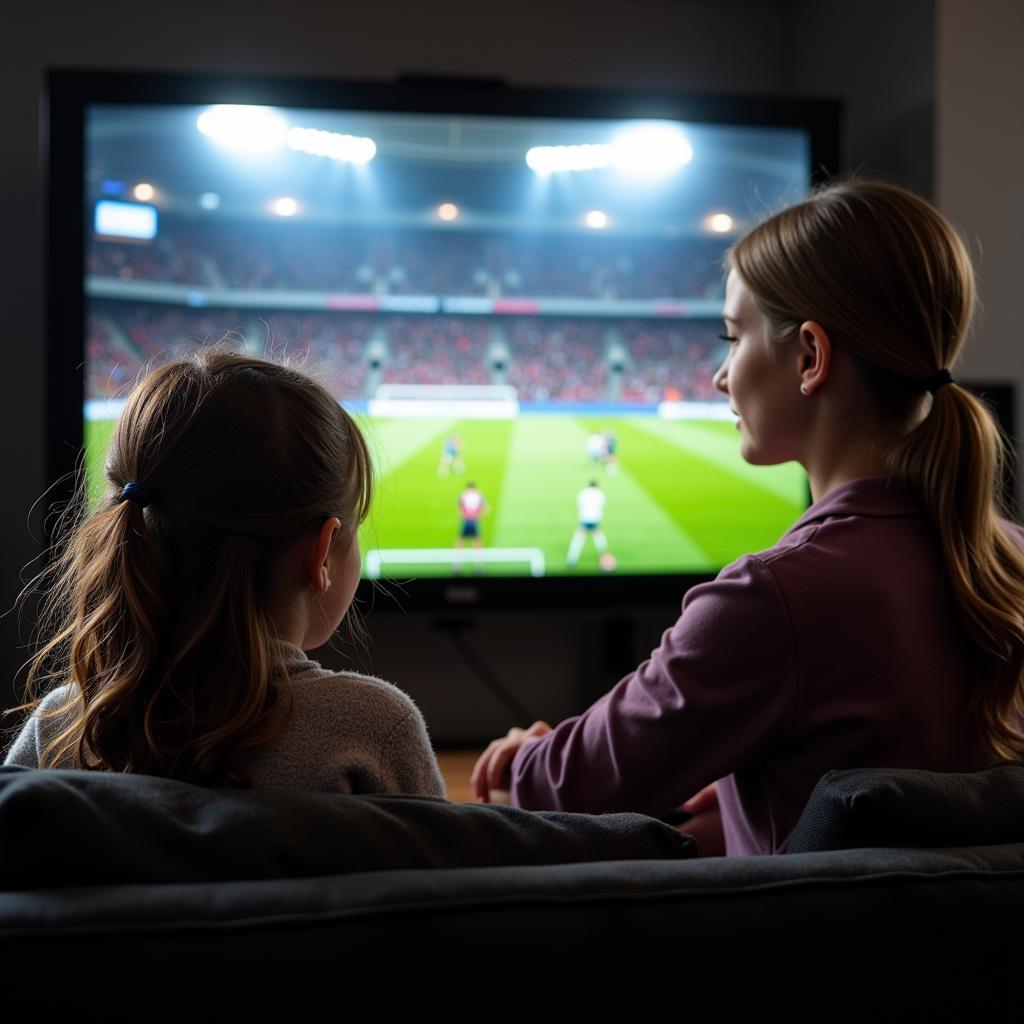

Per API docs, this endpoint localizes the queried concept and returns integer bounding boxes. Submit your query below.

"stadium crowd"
[87,303,724,407]
[89,225,726,300]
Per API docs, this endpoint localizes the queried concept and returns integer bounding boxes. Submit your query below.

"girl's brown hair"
[729,178,1024,760]
[19,348,372,785]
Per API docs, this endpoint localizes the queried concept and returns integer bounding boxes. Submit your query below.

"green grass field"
[85,413,807,578]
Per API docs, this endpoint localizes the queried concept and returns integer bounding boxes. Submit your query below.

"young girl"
[4,349,445,798]
[473,179,1024,854]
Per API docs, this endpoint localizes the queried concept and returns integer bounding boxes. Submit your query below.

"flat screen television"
[46,69,842,611]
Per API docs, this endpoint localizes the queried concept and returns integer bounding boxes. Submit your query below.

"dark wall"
[1,0,936,736]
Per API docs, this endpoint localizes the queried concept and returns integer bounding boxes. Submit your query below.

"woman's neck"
[803,410,927,504]
[807,451,892,504]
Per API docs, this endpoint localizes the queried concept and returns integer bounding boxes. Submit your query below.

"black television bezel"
[45,67,842,613]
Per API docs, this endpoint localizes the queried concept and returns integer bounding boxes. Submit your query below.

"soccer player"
[437,432,464,477]
[586,432,606,466]
[455,481,487,573]
[567,480,615,570]
[602,427,619,476]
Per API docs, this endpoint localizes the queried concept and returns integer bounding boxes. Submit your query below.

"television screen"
[80,94,817,590]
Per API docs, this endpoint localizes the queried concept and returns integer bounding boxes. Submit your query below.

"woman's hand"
[471,721,552,804]
[679,782,725,857]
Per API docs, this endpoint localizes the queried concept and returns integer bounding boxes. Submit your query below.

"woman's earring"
[799,383,809,396]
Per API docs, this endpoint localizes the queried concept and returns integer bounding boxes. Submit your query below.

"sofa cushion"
[0,766,693,889]
[788,763,1024,853]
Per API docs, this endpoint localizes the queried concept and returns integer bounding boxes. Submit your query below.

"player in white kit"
[567,481,614,569]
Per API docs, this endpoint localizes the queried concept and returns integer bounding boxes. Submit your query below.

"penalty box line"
[365,547,545,578]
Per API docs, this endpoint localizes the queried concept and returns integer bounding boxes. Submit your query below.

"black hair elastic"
[925,368,955,394]
[119,482,153,508]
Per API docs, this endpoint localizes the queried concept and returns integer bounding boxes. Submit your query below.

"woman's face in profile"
[713,270,804,467]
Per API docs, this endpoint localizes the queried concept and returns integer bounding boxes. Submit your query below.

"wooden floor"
[437,749,483,803]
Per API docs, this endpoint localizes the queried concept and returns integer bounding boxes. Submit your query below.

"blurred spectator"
[88,223,726,300]
[87,303,727,407]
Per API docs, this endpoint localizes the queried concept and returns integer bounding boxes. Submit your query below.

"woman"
[472,179,1024,855]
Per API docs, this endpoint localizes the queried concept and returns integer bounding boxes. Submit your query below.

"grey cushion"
[0,766,692,889]
[788,763,1024,852]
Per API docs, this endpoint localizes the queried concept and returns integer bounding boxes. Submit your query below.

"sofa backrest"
[0,765,693,889]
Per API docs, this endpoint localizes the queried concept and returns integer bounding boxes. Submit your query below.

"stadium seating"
[86,302,722,405]
[89,224,726,299]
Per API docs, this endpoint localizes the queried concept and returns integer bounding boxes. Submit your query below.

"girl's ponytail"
[72,494,171,771]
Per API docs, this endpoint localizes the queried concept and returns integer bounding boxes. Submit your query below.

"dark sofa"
[1,764,1022,1012]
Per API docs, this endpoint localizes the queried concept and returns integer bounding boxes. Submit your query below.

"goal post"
[369,384,519,419]
[365,547,545,578]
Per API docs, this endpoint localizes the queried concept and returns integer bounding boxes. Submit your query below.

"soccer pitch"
[358,414,806,577]
[85,413,807,577]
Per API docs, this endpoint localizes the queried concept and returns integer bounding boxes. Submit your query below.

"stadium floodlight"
[196,105,288,154]
[437,202,459,221]
[269,196,299,217]
[525,124,692,177]
[584,209,609,229]
[132,182,155,202]
[198,192,220,210]
[611,123,693,177]
[286,126,376,164]
[525,143,613,175]
[706,212,735,233]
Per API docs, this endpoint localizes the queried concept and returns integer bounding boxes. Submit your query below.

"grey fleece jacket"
[3,642,446,799]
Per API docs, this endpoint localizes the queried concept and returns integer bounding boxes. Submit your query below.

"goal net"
[369,384,520,419]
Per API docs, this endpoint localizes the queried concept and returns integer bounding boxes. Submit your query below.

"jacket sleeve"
[509,554,798,817]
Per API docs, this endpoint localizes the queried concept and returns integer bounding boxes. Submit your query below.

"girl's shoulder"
[11,684,78,723]
[284,661,425,725]
[3,684,78,768]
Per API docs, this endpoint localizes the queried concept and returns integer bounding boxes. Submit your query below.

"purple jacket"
[510,475,1011,855]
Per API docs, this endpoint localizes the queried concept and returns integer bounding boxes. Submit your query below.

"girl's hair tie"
[119,482,153,508]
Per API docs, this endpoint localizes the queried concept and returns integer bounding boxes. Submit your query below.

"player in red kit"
[455,482,488,573]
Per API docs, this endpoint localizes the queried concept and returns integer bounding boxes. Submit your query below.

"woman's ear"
[796,321,831,396]
[306,517,342,593]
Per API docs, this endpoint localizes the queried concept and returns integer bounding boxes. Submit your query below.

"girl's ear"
[307,517,342,593]
[796,320,831,396]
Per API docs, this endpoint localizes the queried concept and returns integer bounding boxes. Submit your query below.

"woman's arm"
[471,720,551,803]
[493,554,798,817]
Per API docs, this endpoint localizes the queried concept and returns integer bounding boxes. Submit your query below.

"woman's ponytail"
[887,384,1024,759]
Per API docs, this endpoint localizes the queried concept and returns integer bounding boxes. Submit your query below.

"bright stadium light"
[525,124,691,177]
[525,143,613,175]
[286,126,376,164]
[707,212,735,233]
[133,182,155,202]
[199,192,221,210]
[584,209,609,229]
[270,196,299,217]
[611,123,693,177]
[196,105,288,154]
[437,202,459,221]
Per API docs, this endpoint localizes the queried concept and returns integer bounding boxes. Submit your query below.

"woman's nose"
[713,358,729,395]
